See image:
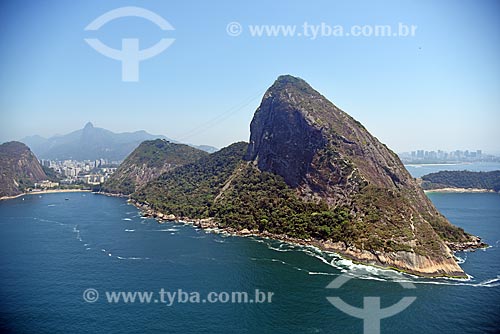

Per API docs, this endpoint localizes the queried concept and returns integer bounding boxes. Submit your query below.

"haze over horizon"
[12,120,500,156]
[1,0,499,153]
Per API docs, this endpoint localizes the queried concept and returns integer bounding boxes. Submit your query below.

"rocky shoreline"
[95,191,129,199]
[424,187,497,194]
[446,235,488,252]
[129,199,486,279]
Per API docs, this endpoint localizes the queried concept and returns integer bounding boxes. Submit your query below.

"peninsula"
[108,75,485,278]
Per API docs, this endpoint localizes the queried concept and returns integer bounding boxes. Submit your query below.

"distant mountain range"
[19,122,217,161]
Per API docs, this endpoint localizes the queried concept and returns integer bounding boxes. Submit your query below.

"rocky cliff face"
[0,141,47,197]
[244,75,480,277]
[103,139,208,195]
[247,75,412,204]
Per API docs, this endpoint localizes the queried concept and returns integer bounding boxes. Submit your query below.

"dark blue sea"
[0,190,499,333]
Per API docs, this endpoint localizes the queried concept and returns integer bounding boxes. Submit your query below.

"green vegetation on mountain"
[213,163,356,242]
[0,141,47,197]
[421,170,500,191]
[132,142,247,215]
[103,139,208,195]
[132,143,356,243]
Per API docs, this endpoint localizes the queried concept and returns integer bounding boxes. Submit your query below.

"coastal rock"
[446,235,487,252]
[321,240,464,277]
[240,228,251,235]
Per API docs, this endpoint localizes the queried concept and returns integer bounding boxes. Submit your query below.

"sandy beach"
[0,189,91,201]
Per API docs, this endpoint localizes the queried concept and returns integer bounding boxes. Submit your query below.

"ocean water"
[0,192,499,334]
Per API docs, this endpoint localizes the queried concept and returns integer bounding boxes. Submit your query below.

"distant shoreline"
[424,187,496,194]
[0,189,91,201]
[405,163,467,167]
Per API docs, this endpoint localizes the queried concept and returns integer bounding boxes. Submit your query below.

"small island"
[419,170,500,193]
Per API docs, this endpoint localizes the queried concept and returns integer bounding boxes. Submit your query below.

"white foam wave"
[308,271,337,276]
[156,228,178,232]
[117,256,148,260]
[122,218,132,221]
[248,237,267,244]
[125,229,135,232]
[479,276,500,286]
[392,275,500,288]
[455,254,467,264]
[255,238,500,288]
[268,246,294,252]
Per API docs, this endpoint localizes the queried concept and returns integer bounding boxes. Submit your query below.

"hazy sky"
[1,0,499,153]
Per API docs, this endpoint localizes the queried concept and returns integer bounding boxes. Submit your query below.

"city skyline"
[398,148,500,163]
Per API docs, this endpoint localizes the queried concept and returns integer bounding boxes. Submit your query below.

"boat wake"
[117,256,150,260]
[73,226,82,242]
[250,257,338,276]
[154,228,178,232]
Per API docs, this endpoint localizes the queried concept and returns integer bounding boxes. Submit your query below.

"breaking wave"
[250,237,500,288]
